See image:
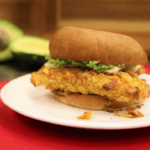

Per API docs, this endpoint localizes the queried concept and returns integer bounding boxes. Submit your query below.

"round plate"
[1,74,150,130]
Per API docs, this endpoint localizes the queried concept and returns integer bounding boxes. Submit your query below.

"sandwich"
[30,26,150,110]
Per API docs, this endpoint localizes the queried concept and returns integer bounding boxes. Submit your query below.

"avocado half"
[10,36,50,67]
[0,19,24,62]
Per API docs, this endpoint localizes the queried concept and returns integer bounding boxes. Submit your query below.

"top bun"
[50,26,148,66]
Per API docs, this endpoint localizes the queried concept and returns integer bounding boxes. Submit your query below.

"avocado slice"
[10,36,50,67]
[0,19,24,62]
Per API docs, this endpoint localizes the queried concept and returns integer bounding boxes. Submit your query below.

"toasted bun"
[54,93,144,110]
[50,26,148,66]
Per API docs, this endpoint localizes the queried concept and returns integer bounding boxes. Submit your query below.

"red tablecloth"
[0,66,150,150]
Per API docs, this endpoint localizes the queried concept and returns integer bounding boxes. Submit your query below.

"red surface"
[0,65,150,150]
[144,65,150,74]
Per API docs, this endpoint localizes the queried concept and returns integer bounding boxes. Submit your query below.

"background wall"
[0,0,149,57]
[0,0,150,80]
[60,0,150,57]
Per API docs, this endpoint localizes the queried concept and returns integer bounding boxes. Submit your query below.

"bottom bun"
[54,93,144,110]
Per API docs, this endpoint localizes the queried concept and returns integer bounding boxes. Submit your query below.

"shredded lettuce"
[46,55,134,73]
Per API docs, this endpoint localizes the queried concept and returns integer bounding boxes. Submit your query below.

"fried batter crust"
[30,64,150,103]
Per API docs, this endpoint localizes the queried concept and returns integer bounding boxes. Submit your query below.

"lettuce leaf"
[46,55,133,73]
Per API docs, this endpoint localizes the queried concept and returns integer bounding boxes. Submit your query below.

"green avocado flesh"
[0,19,24,62]
[10,36,50,66]
[47,55,135,73]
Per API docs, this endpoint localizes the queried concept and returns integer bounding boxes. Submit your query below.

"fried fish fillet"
[31,64,150,105]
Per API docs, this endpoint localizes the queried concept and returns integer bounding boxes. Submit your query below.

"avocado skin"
[12,52,47,69]
[0,19,24,62]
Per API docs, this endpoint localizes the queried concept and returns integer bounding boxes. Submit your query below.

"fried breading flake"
[126,106,137,112]
[103,106,114,112]
[129,111,144,117]
[121,111,144,118]
[125,87,138,94]
[137,104,144,107]
[113,110,118,114]
[126,104,143,112]
[76,110,93,119]
[113,108,123,114]
[114,113,121,117]
[121,113,134,118]
[113,104,144,118]
[102,80,118,90]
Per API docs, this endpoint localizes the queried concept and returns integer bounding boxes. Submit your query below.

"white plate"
[1,74,150,130]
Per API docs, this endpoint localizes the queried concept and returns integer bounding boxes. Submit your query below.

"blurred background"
[0,0,150,81]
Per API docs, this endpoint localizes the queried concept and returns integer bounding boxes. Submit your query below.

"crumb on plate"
[112,104,144,118]
[76,110,93,119]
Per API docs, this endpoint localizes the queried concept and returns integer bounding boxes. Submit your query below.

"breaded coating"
[31,64,150,104]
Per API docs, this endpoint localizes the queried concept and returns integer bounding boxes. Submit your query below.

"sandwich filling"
[31,62,150,106]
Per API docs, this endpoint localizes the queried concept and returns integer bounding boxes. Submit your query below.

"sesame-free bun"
[54,93,144,110]
[50,26,148,66]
